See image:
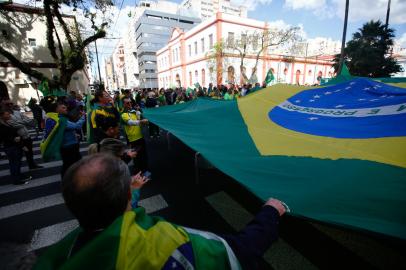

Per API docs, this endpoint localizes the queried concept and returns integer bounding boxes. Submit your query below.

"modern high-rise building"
[180,0,247,20]
[135,9,200,89]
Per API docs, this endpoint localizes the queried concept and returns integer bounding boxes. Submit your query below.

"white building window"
[194,41,198,55]
[201,38,205,53]
[227,32,234,47]
[209,34,213,49]
[188,44,192,57]
[28,38,36,47]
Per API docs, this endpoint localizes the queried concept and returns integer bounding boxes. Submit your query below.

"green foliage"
[333,20,403,77]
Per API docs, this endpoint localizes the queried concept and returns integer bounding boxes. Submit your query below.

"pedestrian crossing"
[0,130,170,268]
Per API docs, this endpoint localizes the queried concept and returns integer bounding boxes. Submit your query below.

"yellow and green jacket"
[88,103,119,143]
[34,207,241,270]
[121,110,143,143]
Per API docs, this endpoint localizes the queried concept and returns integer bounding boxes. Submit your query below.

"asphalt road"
[0,128,405,269]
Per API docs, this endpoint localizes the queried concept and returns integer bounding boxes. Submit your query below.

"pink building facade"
[157,12,335,89]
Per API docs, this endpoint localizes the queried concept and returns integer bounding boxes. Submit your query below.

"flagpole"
[385,0,391,30]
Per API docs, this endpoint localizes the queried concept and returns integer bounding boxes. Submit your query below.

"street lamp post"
[338,0,349,75]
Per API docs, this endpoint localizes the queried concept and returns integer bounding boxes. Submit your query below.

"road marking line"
[0,193,64,220]
[205,191,317,270]
[0,175,60,195]
[139,194,169,214]
[27,194,169,251]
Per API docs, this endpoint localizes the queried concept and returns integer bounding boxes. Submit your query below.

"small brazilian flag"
[264,68,275,85]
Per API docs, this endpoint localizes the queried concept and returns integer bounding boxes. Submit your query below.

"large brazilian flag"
[144,78,406,240]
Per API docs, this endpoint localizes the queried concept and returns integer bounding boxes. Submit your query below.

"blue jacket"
[61,115,85,147]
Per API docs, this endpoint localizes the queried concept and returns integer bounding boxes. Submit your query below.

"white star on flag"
[381,95,387,98]
[308,117,318,121]
[313,95,321,98]
[375,84,382,88]
[335,105,344,108]
[370,99,379,101]
[345,86,351,90]
[334,89,341,92]
[349,82,356,85]
[358,98,366,101]
[324,91,332,95]
[363,87,371,91]
[295,100,301,103]
[309,99,315,102]
[387,95,394,98]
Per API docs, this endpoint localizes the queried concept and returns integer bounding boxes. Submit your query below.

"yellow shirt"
[121,111,143,142]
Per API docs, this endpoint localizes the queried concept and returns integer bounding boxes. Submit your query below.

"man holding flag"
[34,154,288,270]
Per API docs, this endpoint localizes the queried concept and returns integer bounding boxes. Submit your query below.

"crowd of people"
[125,82,265,107]
[1,83,289,269]
[0,80,265,186]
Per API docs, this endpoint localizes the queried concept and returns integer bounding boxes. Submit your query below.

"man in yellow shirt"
[121,97,149,173]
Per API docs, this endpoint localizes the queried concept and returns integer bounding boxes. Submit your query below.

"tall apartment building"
[135,9,200,89]
[180,0,247,20]
[120,0,190,89]
[112,41,127,89]
[104,56,115,91]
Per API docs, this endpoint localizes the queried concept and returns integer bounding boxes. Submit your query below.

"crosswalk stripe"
[27,194,169,251]
[29,220,78,252]
[31,141,87,152]
[0,147,89,166]
[0,193,64,220]
[139,194,169,214]
[311,223,406,269]
[0,160,62,177]
[205,191,317,270]
[0,175,60,195]
[0,146,89,165]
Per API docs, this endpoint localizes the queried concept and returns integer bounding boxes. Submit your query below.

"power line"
[99,0,125,55]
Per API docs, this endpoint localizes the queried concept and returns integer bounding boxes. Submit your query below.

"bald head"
[62,154,131,231]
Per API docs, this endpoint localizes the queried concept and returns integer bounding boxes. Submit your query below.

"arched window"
[189,72,192,86]
[295,70,301,85]
[201,69,206,87]
[195,70,198,84]
[283,68,288,75]
[175,74,181,87]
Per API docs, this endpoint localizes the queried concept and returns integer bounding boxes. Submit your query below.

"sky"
[85,0,406,81]
[14,0,406,80]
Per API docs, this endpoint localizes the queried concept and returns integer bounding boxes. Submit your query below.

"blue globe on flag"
[268,78,406,138]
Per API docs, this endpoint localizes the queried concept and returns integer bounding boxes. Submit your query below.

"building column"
[180,35,187,88]
[261,23,269,84]
[216,12,223,86]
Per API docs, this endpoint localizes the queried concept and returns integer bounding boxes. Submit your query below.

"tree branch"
[0,47,49,83]
[52,2,75,49]
[43,0,59,64]
[79,29,106,52]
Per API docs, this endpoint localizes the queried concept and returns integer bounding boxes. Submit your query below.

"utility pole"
[338,0,349,75]
[94,40,102,84]
[385,0,391,30]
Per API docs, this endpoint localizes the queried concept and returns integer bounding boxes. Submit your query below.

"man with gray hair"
[34,154,287,269]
